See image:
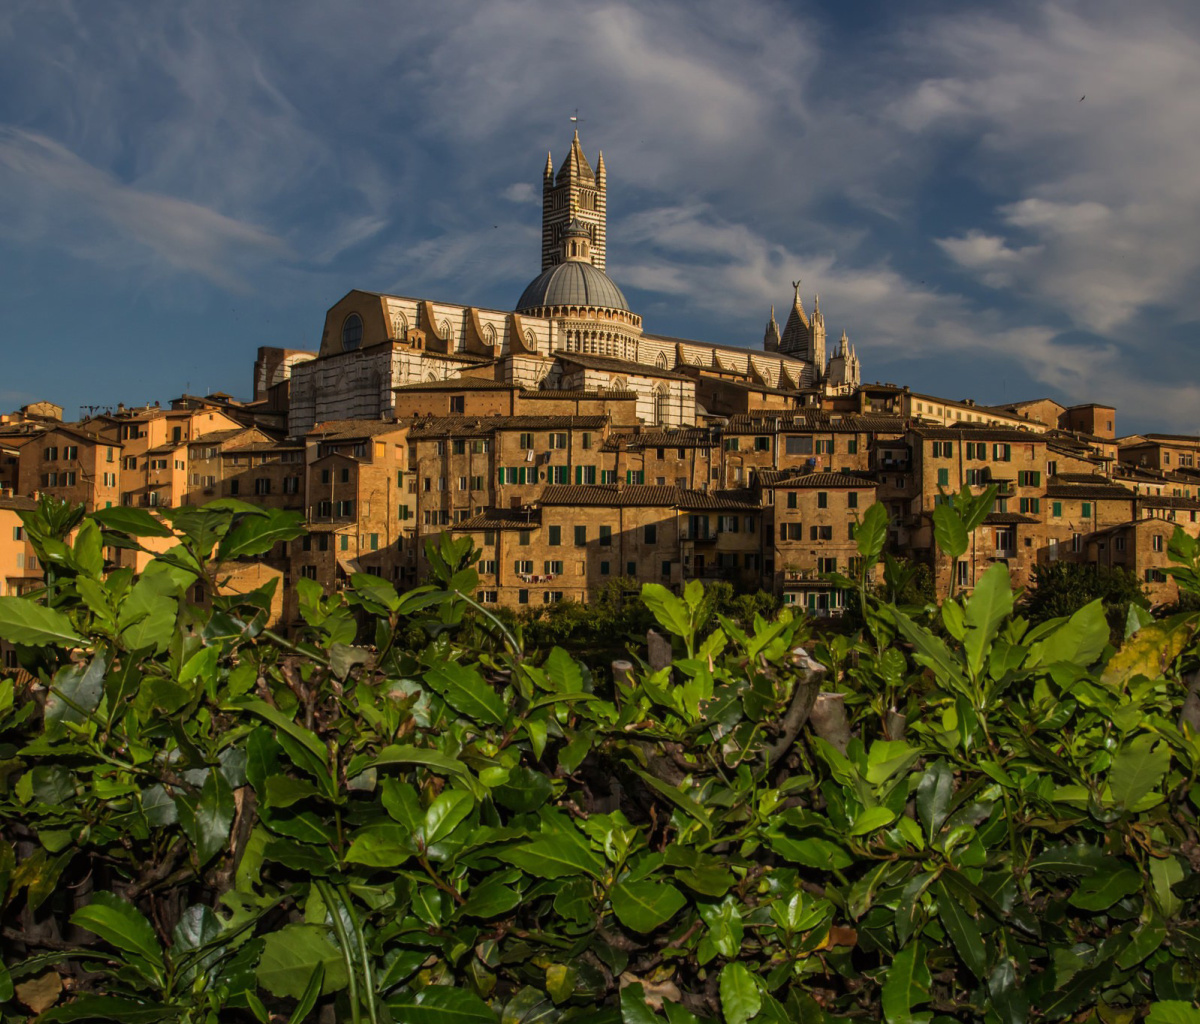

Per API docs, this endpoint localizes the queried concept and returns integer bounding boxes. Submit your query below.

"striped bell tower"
[541,131,607,272]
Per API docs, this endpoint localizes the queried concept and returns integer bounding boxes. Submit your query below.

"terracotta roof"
[220,442,303,455]
[726,412,905,434]
[760,471,877,489]
[0,495,38,511]
[144,442,185,455]
[407,415,607,439]
[677,488,761,511]
[1054,472,1112,484]
[38,424,122,448]
[601,429,716,451]
[984,512,1039,524]
[641,332,808,365]
[539,484,680,507]
[912,424,1042,441]
[309,420,405,440]
[392,378,515,392]
[191,428,255,446]
[1045,482,1134,500]
[1137,494,1200,510]
[557,352,693,382]
[453,508,542,531]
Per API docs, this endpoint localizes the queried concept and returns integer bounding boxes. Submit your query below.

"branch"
[809,692,851,754]
[759,648,825,766]
[1180,670,1200,734]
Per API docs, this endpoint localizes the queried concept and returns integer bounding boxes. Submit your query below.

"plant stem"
[339,884,380,1024]
[316,879,361,1024]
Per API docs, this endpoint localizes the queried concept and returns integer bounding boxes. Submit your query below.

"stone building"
[287,131,862,436]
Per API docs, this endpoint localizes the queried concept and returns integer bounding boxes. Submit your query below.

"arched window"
[655,352,668,370]
[655,385,670,426]
[342,313,363,352]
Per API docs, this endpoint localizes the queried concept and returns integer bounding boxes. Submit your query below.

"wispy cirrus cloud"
[0,128,290,290]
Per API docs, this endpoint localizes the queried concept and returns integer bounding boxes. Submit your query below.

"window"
[817,492,828,509]
[549,433,568,449]
[1145,569,1167,583]
[1017,471,1042,487]
[754,436,770,452]
[12,526,23,541]
[342,313,363,351]
[643,524,657,543]
[352,443,367,459]
[43,446,58,461]
[1082,502,1092,518]
[601,470,616,484]
[483,531,496,546]
[993,443,1011,461]
[515,559,533,574]
[64,471,77,486]
[848,492,858,509]
[932,441,952,458]
[780,523,803,540]
[321,469,331,484]
[548,466,570,484]
[1019,498,1040,514]
[785,436,813,455]
[518,589,529,605]
[470,475,484,491]
[549,526,561,546]
[229,479,240,496]
[965,469,987,486]
[335,500,354,517]
[626,561,637,576]
[449,396,465,414]
[438,477,446,491]
[340,535,349,551]
[544,560,563,575]
[599,560,611,575]
[519,530,531,546]
[301,565,318,580]
[480,560,498,575]
[787,492,797,509]
[435,441,446,456]
[847,440,858,455]
[1072,533,1083,553]
[810,525,833,540]
[1051,501,1062,518]
[816,440,834,455]
[478,590,497,604]
[1114,536,1126,553]
[575,465,597,485]
[64,445,78,460]
[254,478,271,495]
[724,438,739,452]
[543,591,563,604]
[284,476,300,494]
[106,447,114,463]
[452,440,466,455]
[471,440,489,454]
[956,560,970,586]
[817,557,838,573]
[1153,534,1164,552]
[937,468,950,487]
[397,504,410,521]
[626,470,645,484]
[519,432,534,449]
[368,533,378,550]
[600,525,612,547]
[581,433,592,450]
[718,515,739,533]
[566,525,584,547]
[458,476,468,491]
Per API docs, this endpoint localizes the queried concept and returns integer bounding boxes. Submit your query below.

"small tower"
[810,293,826,377]
[778,280,810,357]
[763,305,781,352]
[541,130,607,271]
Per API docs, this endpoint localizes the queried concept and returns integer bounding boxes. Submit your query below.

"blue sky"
[2,0,1198,434]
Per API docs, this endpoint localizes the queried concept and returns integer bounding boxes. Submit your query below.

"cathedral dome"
[516,261,630,313]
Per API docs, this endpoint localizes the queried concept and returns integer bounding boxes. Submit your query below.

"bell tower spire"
[540,129,607,271]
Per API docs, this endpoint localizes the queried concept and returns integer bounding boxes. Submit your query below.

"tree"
[1024,560,1148,639]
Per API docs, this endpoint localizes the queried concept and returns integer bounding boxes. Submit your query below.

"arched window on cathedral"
[655,352,668,370]
[342,313,363,352]
[654,385,670,427]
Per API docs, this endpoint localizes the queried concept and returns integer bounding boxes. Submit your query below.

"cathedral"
[287,132,861,436]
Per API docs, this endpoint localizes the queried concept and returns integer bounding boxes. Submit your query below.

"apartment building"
[17,426,122,512]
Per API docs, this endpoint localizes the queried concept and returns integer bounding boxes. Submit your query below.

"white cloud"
[0,128,290,289]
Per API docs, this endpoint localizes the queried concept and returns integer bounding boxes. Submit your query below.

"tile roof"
[453,508,543,531]
[407,415,607,438]
[144,442,185,455]
[677,488,761,511]
[421,350,494,364]
[1053,472,1113,484]
[539,484,680,507]
[0,495,39,511]
[557,352,694,382]
[1045,482,1134,500]
[912,424,1044,441]
[759,471,877,489]
[984,512,1040,524]
[309,420,406,440]
[601,428,716,451]
[726,412,906,434]
[191,428,256,446]
[1137,494,1200,510]
[641,332,809,365]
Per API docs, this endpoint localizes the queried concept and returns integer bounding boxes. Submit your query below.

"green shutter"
[937,468,949,486]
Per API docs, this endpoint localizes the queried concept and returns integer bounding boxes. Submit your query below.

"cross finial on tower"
[570,109,584,135]
[792,280,802,299]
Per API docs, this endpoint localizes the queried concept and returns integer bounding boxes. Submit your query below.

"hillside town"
[3,133,1198,638]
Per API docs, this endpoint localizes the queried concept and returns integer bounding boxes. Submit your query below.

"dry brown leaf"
[16,970,62,1014]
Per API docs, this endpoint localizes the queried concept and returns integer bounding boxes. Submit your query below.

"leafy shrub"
[0,497,1197,1023]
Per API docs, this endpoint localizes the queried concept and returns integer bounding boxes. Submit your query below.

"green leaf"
[1068,863,1143,910]
[387,985,498,1022]
[1146,1002,1200,1024]
[348,744,469,779]
[424,662,507,726]
[1109,733,1170,810]
[264,774,320,810]
[44,655,106,737]
[720,962,762,1024]
[1116,914,1167,970]
[855,502,890,570]
[174,767,235,866]
[71,891,164,974]
[424,789,475,846]
[461,877,522,919]
[89,506,175,537]
[881,941,931,1024]
[217,509,306,559]
[932,504,968,560]
[986,960,1028,1024]
[345,826,415,868]
[256,924,349,999]
[1031,599,1109,667]
[37,996,179,1023]
[0,960,10,1003]
[497,831,605,880]
[916,761,954,841]
[117,573,179,653]
[620,983,662,1024]
[0,596,83,646]
[610,878,687,933]
[641,583,692,638]
[962,563,1014,679]
[850,806,897,835]
[934,879,987,979]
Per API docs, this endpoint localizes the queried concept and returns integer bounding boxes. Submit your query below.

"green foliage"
[1,497,1199,1023]
[1024,560,1149,639]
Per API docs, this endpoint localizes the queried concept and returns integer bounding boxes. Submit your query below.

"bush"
[0,497,1198,1022]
